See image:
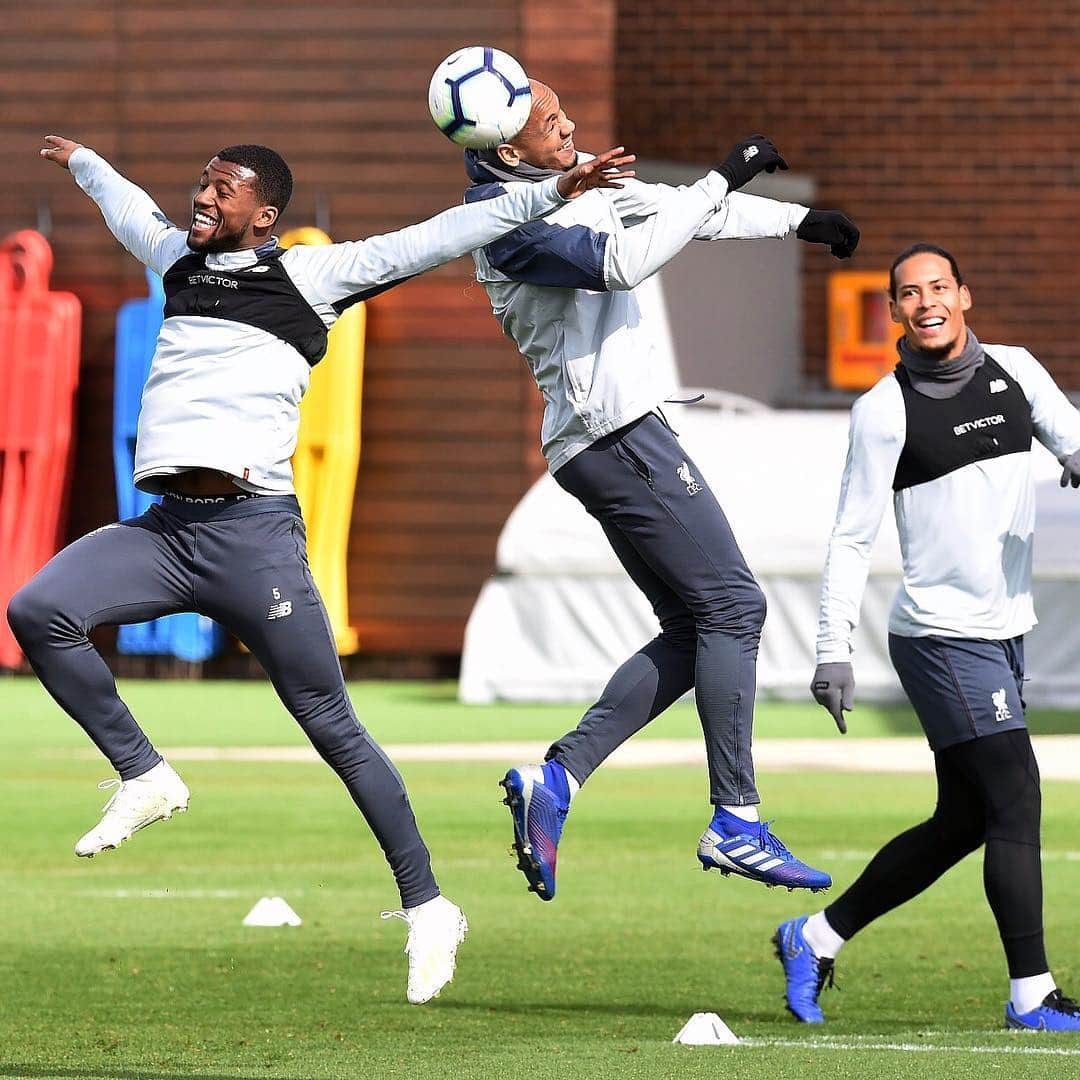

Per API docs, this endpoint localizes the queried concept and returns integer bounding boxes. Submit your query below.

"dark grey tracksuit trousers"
[548,413,766,805]
[7,494,438,908]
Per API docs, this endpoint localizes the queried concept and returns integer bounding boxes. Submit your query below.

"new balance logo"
[267,586,292,620]
[989,378,1008,393]
[993,688,1012,723]
[246,265,271,273]
[677,461,702,496]
[742,145,760,163]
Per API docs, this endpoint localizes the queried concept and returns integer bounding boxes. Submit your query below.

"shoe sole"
[771,930,825,1024]
[76,800,189,858]
[699,848,830,893]
[498,777,552,901]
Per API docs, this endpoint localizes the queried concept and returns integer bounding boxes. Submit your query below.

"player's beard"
[920,333,964,361]
[187,216,251,253]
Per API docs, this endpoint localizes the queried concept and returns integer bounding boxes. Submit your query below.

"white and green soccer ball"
[428,46,532,149]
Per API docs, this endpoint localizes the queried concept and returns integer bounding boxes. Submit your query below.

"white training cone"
[242,896,302,927]
[672,1012,739,1046]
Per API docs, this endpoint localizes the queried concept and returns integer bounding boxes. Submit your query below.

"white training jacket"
[464,162,810,473]
[70,147,570,494]
[817,344,1080,663]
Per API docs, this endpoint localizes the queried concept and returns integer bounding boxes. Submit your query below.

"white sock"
[802,911,847,959]
[720,804,759,822]
[133,759,168,781]
[405,893,454,915]
[1011,972,1056,1014]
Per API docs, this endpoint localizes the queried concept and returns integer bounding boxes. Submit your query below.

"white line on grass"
[820,848,1080,863]
[76,888,258,899]
[740,1035,1080,1056]
[54,735,1080,779]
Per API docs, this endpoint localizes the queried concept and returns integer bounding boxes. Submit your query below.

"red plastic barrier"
[0,231,81,668]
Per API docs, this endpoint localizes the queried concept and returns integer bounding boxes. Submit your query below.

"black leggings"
[825,728,1046,978]
[548,414,767,806]
[7,498,439,909]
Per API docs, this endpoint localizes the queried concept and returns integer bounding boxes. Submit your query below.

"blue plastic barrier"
[113,269,223,662]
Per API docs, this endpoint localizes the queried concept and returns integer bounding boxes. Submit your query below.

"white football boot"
[74,759,190,857]
[380,894,468,1004]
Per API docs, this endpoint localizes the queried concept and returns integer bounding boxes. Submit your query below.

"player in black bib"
[777,244,1080,1031]
[9,133,633,1005]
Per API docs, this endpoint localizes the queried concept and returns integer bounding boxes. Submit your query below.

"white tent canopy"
[461,404,1080,706]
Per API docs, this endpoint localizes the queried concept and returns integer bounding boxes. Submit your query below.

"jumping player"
[10,133,633,1004]
[455,79,860,901]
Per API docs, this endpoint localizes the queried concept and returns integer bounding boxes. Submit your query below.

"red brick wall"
[0,0,614,656]
[616,1,1080,389]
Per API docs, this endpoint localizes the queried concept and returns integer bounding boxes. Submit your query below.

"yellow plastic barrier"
[280,227,364,654]
[827,271,903,391]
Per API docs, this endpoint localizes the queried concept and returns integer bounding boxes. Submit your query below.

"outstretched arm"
[612,172,858,258]
[293,146,635,309]
[41,135,189,275]
[601,171,730,289]
[605,133,802,287]
[611,179,805,240]
[470,136,796,293]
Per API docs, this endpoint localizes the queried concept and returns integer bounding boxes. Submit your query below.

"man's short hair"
[215,144,293,213]
[889,243,963,299]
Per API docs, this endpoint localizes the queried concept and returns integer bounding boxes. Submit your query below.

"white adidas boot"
[380,894,468,1004]
[74,758,190,857]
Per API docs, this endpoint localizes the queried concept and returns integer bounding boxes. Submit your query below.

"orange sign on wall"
[828,271,903,391]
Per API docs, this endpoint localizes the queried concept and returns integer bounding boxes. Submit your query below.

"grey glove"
[1060,449,1080,489]
[811,662,854,734]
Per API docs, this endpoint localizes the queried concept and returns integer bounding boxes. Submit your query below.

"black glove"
[1060,449,1080,489]
[715,134,789,192]
[811,662,854,734]
[796,209,860,259]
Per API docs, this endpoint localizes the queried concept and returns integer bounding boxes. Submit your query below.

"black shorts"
[888,633,1027,752]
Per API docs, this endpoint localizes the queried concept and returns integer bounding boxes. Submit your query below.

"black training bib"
[893,355,1033,491]
[163,248,328,365]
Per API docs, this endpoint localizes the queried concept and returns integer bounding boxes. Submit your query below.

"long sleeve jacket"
[71,147,570,493]
[465,159,809,472]
[817,344,1080,662]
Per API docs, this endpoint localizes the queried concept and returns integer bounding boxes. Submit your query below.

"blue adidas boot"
[773,915,835,1023]
[698,807,831,891]
[1006,990,1080,1031]
[500,761,571,901]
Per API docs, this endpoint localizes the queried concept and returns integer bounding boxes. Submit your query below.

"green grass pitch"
[2,678,1079,1079]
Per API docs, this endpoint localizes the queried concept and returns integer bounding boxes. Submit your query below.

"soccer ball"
[428,46,532,149]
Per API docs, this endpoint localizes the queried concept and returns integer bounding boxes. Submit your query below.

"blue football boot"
[773,915,835,1023]
[499,761,571,901]
[1006,990,1080,1031]
[697,808,831,891]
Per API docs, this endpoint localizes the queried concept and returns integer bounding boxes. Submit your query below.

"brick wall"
[616,1,1080,389]
[0,0,614,657]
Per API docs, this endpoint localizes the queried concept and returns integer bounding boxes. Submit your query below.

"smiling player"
[8,133,633,1005]
[778,244,1080,1031]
